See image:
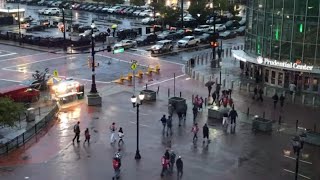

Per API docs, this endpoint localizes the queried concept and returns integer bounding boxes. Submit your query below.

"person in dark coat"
[253,86,258,100]
[203,123,209,143]
[192,105,198,122]
[229,107,238,126]
[176,156,183,179]
[212,92,217,104]
[160,115,167,133]
[258,87,264,102]
[164,149,170,160]
[207,85,212,97]
[272,93,279,109]
[280,94,285,108]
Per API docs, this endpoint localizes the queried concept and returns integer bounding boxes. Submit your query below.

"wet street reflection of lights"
[18,66,27,73]
[58,107,81,135]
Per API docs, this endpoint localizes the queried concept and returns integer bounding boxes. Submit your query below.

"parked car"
[175,29,193,38]
[0,85,40,103]
[151,40,173,54]
[26,22,46,31]
[113,39,137,49]
[225,20,239,30]
[116,29,138,40]
[38,8,48,14]
[141,17,154,25]
[108,6,121,13]
[209,24,226,32]
[43,8,60,15]
[157,31,178,40]
[238,18,246,26]
[177,36,200,48]
[136,33,157,46]
[78,25,97,33]
[194,25,210,35]
[139,9,153,17]
[219,31,237,39]
[235,26,246,36]
[198,33,211,43]
[37,0,45,5]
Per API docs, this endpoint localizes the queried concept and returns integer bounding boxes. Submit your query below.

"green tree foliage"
[0,97,25,127]
[130,0,145,6]
[161,6,180,26]
[188,0,211,24]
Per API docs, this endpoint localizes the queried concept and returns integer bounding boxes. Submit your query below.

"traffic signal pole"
[181,0,184,28]
[210,14,217,68]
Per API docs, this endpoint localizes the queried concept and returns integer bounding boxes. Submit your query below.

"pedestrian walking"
[176,156,183,179]
[202,123,209,143]
[191,123,199,141]
[110,122,117,144]
[229,107,238,126]
[160,115,167,133]
[168,103,174,117]
[258,87,264,102]
[164,149,170,160]
[166,115,173,136]
[72,121,80,143]
[169,150,176,173]
[280,94,285,108]
[272,93,279,109]
[118,127,124,146]
[207,85,212,97]
[112,156,121,180]
[222,113,229,130]
[192,105,198,122]
[198,97,203,111]
[84,128,90,144]
[160,155,170,177]
[211,92,217,104]
[253,86,258,100]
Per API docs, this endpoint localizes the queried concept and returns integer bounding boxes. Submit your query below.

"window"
[271,71,276,84]
[278,72,283,86]
[304,76,310,90]
[265,69,269,82]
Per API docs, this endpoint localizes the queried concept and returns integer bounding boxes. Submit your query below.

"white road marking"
[0,78,22,83]
[283,155,313,164]
[283,169,311,179]
[124,51,185,66]
[0,52,17,57]
[0,52,47,62]
[96,54,149,67]
[129,121,150,127]
[146,74,186,87]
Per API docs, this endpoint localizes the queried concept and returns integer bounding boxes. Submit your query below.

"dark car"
[235,26,246,36]
[157,31,179,40]
[26,22,46,32]
[198,33,211,43]
[219,31,237,39]
[136,33,157,46]
[175,29,193,38]
[78,25,97,33]
[117,29,138,40]
[225,20,239,30]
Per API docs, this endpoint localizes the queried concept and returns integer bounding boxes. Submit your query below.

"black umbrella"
[205,81,215,87]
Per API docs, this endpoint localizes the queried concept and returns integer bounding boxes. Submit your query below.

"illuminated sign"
[256,56,313,71]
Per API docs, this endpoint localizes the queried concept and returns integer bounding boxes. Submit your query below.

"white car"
[133,10,142,16]
[43,8,60,15]
[141,17,154,24]
[209,24,226,32]
[194,25,210,34]
[113,40,137,49]
[108,6,121,13]
[139,9,153,17]
[79,29,100,37]
[38,8,48,14]
[177,36,200,48]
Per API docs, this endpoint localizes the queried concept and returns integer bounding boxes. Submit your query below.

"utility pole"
[17,0,21,45]
[180,0,184,28]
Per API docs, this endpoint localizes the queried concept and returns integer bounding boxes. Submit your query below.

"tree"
[0,97,25,128]
[161,6,180,26]
[130,0,145,6]
[188,0,211,24]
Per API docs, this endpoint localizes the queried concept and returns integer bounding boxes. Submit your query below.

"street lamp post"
[292,135,304,180]
[90,21,97,94]
[181,0,184,28]
[62,8,66,50]
[17,0,21,45]
[131,93,145,160]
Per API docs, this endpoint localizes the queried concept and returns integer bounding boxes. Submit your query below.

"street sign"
[131,60,137,70]
[53,69,59,77]
[113,48,124,54]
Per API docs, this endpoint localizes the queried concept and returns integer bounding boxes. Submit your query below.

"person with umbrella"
[205,81,215,97]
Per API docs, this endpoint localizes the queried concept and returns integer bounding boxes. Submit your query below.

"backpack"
[113,158,120,169]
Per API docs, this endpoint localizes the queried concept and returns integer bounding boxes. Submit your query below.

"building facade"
[233,0,320,93]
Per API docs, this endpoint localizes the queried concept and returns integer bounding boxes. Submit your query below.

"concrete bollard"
[246,83,250,92]
[264,87,267,96]
[231,80,234,89]
[201,75,205,84]
[222,79,226,87]
[204,98,207,106]
[292,92,295,103]
[247,107,250,116]
[168,88,170,97]
[192,70,196,79]
[312,96,315,106]
[179,92,182,97]
[302,94,305,104]
[157,86,160,94]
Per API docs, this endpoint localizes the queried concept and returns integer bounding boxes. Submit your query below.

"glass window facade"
[245,0,320,66]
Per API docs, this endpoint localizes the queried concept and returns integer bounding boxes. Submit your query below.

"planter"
[168,97,186,110]
[141,89,156,101]
[252,117,272,132]
[208,106,230,121]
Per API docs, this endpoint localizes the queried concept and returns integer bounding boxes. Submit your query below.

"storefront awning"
[232,50,320,74]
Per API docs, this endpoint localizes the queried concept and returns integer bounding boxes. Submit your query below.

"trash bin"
[141,89,156,101]
[168,97,186,112]
[26,108,36,122]
[252,116,272,132]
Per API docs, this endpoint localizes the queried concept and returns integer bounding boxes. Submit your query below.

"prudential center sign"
[256,56,314,71]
